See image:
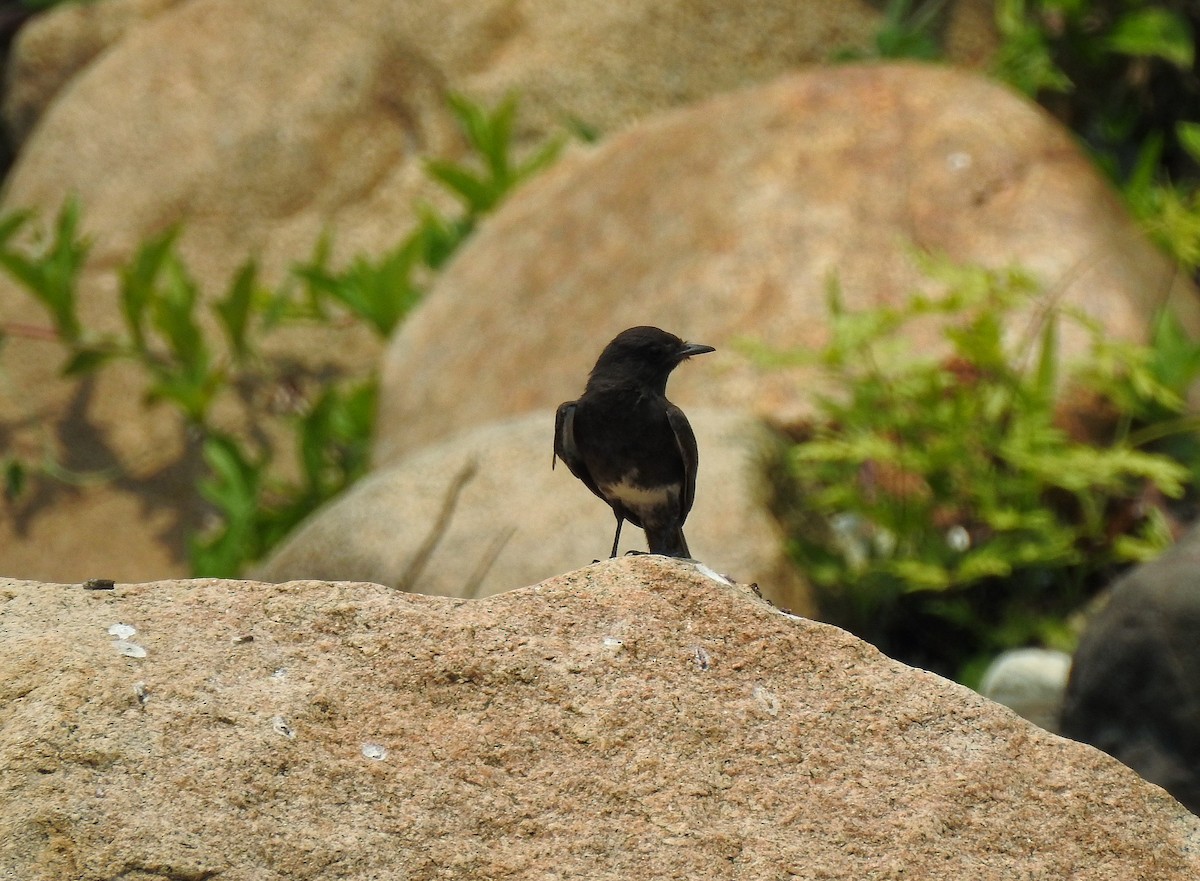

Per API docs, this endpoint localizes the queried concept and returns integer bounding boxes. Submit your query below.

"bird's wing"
[665,403,700,518]
[554,401,606,502]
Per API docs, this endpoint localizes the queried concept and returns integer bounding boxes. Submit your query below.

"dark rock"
[1061,523,1200,813]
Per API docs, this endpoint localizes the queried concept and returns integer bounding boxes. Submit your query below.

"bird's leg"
[609,514,625,559]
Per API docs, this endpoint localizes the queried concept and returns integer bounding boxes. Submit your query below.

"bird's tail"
[645,525,691,559]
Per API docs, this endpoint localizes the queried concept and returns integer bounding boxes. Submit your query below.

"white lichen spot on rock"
[113,640,147,659]
[753,684,780,717]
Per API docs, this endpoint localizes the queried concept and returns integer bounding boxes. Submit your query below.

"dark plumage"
[553,326,714,558]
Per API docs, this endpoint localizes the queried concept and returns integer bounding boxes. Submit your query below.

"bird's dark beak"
[679,342,716,359]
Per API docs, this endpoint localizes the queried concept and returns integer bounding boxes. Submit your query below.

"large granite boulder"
[253,408,813,614]
[2,0,183,147]
[5,0,998,170]
[1061,523,1200,814]
[376,62,1200,463]
[2,0,998,284]
[3,557,1196,879]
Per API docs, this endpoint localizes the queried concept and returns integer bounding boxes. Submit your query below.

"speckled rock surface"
[2,0,183,146]
[2,558,1197,879]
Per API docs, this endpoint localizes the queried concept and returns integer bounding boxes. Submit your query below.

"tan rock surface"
[253,408,812,615]
[0,0,454,582]
[2,0,183,147]
[1,0,997,285]
[375,63,1200,463]
[2,558,1197,880]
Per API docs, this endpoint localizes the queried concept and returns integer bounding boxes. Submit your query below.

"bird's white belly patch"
[602,475,677,510]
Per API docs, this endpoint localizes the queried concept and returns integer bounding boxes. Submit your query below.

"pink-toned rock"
[2,559,1196,880]
[375,63,1200,463]
[253,408,813,615]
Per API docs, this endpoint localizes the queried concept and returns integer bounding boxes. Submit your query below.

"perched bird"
[553,326,714,559]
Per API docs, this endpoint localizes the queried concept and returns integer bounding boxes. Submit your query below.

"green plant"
[0,203,382,575]
[423,93,565,253]
[754,256,1188,683]
[190,381,376,576]
[0,94,566,577]
[833,0,949,62]
[1119,128,1200,277]
[991,1,1198,183]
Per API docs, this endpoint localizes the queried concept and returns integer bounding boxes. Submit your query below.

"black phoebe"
[553,326,714,559]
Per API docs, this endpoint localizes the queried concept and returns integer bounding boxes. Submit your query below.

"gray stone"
[979,647,1072,733]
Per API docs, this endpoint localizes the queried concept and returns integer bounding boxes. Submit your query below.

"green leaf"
[0,210,30,248]
[296,236,425,337]
[147,256,210,400]
[1030,310,1058,408]
[426,159,497,212]
[120,228,180,352]
[449,91,516,184]
[1106,9,1194,67]
[189,434,268,577]
[414,203,473,269]
[516,133,566,183]
[4,458,26,501]
[197,434,262,520]
[214,260,258,360]
[1178,122,1200,165]
[62,345,119,377]
[0,198,90,343]
[890,558,952,591]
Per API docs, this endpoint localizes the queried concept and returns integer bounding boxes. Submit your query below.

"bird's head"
[587,326,715,395]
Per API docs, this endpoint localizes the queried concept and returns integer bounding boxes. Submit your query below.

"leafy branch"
[0,94,568,576]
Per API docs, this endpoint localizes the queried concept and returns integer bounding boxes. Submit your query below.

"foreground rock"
[376,63,1200,462]
[1062,523,1200,814]
[254,408,813,614]
[3,559,1196,880]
